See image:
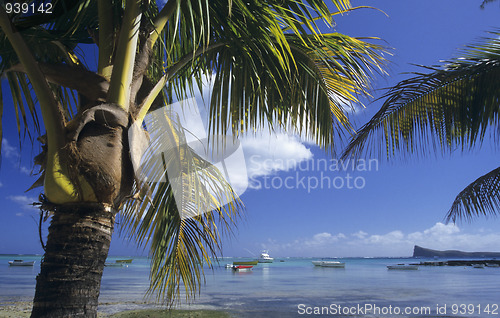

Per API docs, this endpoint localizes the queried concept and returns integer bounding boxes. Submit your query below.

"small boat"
[225,264,234,269]
[312,260,345,268]
[258,251,274,263]
[115,259,133,264]
[8,260,35,267]
[387,264,418,270]
[472,264,485,269]
[233,260,258,266]
[486,263,500,268]
[232,265,253,272]
[105,262,127,267]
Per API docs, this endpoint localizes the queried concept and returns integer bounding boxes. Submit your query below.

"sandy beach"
[0,302,31,318]
[0,302,231,318]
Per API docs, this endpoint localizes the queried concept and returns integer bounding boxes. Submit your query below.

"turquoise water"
[1,255,500,317]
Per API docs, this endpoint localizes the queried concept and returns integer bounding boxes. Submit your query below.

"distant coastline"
[413,245,500,258]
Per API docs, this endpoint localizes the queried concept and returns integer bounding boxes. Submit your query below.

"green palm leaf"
[126,1,386,301]
[342,31,500,222]
[121,107,243,302]
[0,0,99,139]
[446,166,500,222]
[342,31,500,160]
[135,8,387,300]
[1,0,388,305]
[153,1,387,153]
[201,33,385,149]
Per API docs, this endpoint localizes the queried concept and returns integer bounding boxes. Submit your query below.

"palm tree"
[0,0,385,317]
[342,30,500,223]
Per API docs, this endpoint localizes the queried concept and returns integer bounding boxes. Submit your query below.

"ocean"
[1,255,500,317]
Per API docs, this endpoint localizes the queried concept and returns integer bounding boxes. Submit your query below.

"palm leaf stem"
[107,0,142,111]
[136,42,227,122]
[7,63,109,102]
[149,0,178,48]
[98,0,114,79]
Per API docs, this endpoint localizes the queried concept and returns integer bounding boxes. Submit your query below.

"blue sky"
[1,0,500,258]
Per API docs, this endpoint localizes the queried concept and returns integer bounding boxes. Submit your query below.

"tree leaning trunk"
[30,104,134,318]
[30,203,114,318]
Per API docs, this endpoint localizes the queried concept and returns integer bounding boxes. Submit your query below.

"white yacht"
[8,260,35,266]
[387,264,419,270]
[312,260,345,268]
[258,251,274,263]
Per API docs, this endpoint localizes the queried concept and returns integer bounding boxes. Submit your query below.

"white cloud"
[242,133,313,189]
[423,222,460,236]
[161,77,318,193]
[352,230,368,239]
[20,166,31,175]
[257,222,500,257]
[2,138,33,175]
[149,89,314,194]
[302,232,346,248]
[331,95,363,115]
[8,195,39,217]
[365,230,405,245]
[8,195,38,211]
[2,138,18,159]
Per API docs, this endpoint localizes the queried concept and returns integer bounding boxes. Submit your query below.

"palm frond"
[122,104,243,302]
[154,0,366,101]
[0,0,100,142]
[204,34,385,150]
[153,2,387,153]
[0,5,66,143]
[342,31,500,160]
[4,72,40,141]
[446,166,500,223]
[480,0,499,9]
[0,0,385,305]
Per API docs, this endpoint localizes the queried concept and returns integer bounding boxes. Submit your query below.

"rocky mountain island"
[413,245,500,258]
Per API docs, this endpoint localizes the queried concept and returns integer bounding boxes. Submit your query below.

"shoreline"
[3,257,500,318]
[0,301,231,318]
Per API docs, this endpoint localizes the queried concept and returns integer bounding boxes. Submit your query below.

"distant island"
[413,245,500,258]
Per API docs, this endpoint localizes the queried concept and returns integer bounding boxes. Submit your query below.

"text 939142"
[4,2,53,15]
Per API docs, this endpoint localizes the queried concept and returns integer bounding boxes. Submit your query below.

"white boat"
[486,263,500,268]
[225,264,234,269]
[258,251,274,263]
[8,260,35,267]
[387,264,418,270]
[472,264,485,269]
[105,262,127,267]
[312,260,345,268]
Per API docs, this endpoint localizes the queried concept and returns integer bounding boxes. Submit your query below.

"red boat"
[232,265,253,272]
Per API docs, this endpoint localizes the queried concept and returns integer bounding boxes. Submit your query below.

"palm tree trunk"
[30,203,115,318]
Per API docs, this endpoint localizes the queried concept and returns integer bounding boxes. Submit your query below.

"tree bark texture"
[31,103,135,318]
[31,204,114,318]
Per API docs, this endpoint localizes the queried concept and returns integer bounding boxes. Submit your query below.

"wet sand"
[0,302,231,317]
